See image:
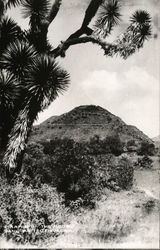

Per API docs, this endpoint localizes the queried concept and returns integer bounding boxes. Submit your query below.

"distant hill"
[30,105,152,145]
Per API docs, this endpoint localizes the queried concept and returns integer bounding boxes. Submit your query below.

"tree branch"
[51,20,151,59]
[67,0,103,41]
[82,0,103,28]
[51,36,111,58]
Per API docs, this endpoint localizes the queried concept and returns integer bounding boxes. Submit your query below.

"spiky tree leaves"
[0,71,20,110]
[6,0,23,8]
[130,10,151,25]
[94,0,121,38]
[0,41,38,125]
[130,10,152,44]
[26,28,52,53]
[3,55,69,174]
[21,0,55,52]
[0,70,20,148]
[47,0,62,24]
[22,0,50,19]
[104,10,152,59]
[1,40,37,79]
[22,0,50,31]
[25,55,69,110]
[0,18,23,55]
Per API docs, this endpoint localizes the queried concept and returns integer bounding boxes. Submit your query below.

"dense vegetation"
[23,136,134,196]
[0,130,157,245]
[0,135,135,244]
[0,180,68,244]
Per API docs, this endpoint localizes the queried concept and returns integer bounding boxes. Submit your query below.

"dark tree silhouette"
[0,0,152,178]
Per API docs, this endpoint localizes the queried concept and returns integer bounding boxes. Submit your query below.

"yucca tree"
[0,0,152,179]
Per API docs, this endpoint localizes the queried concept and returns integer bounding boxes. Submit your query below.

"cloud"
[80,67,159,137]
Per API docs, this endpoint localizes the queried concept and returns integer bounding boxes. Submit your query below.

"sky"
[8,0,160,138]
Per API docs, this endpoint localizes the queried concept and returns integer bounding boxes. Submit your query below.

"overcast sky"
[8,0,160,138]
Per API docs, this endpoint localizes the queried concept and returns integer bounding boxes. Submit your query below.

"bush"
[86,134,124,156]
[48,139,99,206]
[95,155,134,191]
[21,140,102,207]
[103,135,124,156]
[138,141,155,156]
[107,156,134,191]
[22,142,55,185]
[143,199,155,214]
[23,139,133,202]
[136,155,153,169]
[87,135,107,155]
[108,156,134,190]
[126,139,137,152]
[0,179,68,245]
[20,138,132,208]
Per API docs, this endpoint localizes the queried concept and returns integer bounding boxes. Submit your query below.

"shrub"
[95,155,134,190]
[126,139,137,152]
[107,156,134,190]
[49,139,99,206]
[136,155,153,169]
[143,199,155,214]
[22,140,101,207]
[86,134,124,156]
[23,139,133,201]
[22,142,56,185]
[87,135,106,155]
[103,135,124,156]
[127,139,136,147]
[0,179,68,245]
[138,141,155,156]
[21,138,132,207]
[25,142,44,159]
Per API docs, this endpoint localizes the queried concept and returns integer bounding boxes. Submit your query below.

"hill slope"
[31,105,152,144]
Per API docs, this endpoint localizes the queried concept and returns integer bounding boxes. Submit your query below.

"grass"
[46,188,158,248]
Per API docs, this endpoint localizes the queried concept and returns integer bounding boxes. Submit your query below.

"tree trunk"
[3,105,33,180]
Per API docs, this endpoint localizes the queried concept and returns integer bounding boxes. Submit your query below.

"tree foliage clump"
[0,0,152,177]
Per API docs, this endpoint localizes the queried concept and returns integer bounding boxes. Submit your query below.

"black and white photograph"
[0,0,159,248]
